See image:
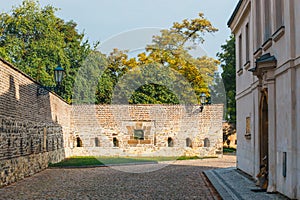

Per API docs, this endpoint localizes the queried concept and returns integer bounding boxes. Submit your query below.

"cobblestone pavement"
[0,155,236,200]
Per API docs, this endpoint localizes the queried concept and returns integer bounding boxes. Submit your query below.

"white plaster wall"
[236,92,254,175]
[296,2,300,57]
[275,71,294,197]
[296,66,300,199]
[271,35,288,69]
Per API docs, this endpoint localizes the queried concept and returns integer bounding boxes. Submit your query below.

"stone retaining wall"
[0,57,224,187]
[67,104,223,158]
[0,59,67,187]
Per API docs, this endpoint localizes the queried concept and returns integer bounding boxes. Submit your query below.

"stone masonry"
[66,104,223,158]
[0,59,68,187]
[0,57,223,187]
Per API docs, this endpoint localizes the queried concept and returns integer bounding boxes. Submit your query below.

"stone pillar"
[266,70,276,192]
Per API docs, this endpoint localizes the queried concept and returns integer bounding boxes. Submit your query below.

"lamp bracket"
[37,85,57,96]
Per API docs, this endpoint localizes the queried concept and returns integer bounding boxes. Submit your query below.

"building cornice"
[227,0,243,27]
[228,0,251,33]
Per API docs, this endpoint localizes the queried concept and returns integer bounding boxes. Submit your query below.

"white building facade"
[228,0,300,198]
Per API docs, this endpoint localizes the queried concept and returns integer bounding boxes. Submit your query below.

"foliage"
[217,35,236,123]
[209,73,225,104]
[140,13,219,103]
[0,0,91,103]
[96,13,220,104]
[0,1,220,105]
[73,50,107,104]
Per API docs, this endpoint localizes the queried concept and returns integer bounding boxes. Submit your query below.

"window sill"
[262,38,272,51]
[272,26,285,42]
[244,133,251,140]
[244,61,250,70]
[237,68,243,76]
[253,48,262,59]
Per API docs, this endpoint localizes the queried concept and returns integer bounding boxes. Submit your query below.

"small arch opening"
[113,137,119,147]
[167,137,174,147]
[76,136,83,147]
[186,138,192,148]
[95,137,100,147]
[204,138,210,147]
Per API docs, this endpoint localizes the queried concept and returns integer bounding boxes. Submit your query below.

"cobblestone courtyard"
[0,156,235,199]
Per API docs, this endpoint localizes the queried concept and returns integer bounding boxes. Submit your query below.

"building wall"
[0,59,68,187]
[296,62,300,198]
[66,104,223,158]
[236,92,254,175]
[229,0,300,198]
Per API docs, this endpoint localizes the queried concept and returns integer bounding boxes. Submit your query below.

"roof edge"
[227,0,244,27]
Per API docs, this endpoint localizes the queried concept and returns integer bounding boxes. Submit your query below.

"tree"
[217,35,236,123]
[0,0,91,103]
[141,13,219,102]
[94,13,220,105]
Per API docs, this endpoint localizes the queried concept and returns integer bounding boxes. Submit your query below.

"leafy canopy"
[96,13,220,104]
[217,35,236,123]
[0,0,91,103]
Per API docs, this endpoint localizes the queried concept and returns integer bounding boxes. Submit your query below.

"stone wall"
[0,59,68,187]
[66,104,223,158]
[0,57,224,187]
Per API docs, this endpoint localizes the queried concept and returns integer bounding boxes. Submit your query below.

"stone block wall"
[0,57,224,187]
[0,59,68,187]
[67,104,223,158]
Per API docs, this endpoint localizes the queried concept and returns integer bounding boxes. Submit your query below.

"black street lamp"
[37,65,65,96]
[54,65,65,86]
[199,92,206,112]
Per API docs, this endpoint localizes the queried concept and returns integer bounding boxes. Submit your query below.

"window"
[204,138,210,147]
[264,0,271,41]
[186,138,192,148]
[245,23,250,63]
[134,130,144,140]
[255,0,262,49]
[168,137,174,147]
[275,0,284,30]
[238,34,243,70]
[95,137,100,147]
[113,137,119,147]
[76,136,83,147]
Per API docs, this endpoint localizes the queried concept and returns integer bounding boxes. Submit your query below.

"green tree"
[142,13,219,102]
[94,13,219,105]
[217,35,236,123]
[73,50,107,104]
[0,0,91,103]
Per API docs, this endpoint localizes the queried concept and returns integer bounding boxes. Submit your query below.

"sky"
[1,0,239,59]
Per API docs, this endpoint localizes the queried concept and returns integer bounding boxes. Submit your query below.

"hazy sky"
[1,0,239,58]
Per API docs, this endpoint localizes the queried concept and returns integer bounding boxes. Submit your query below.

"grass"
[49,155,216,167]
[49,156,103,167]
[223,147,236,153]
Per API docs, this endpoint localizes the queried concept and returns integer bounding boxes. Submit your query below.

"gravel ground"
[0,155,236,200]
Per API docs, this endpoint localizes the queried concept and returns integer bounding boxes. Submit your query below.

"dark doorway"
[76,136,83,147]
[113,137,119,147]
[95,137,100,147]
[186,138,192,148]
[260,90,269,171]
[204,138,210,147]
[168,137,174,147]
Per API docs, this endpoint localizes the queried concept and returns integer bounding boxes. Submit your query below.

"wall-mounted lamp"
[199,92,206,112]
[37,65,65,96]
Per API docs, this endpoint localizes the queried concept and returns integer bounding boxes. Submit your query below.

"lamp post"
[37,65,65,96]
[199,92,206,112]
